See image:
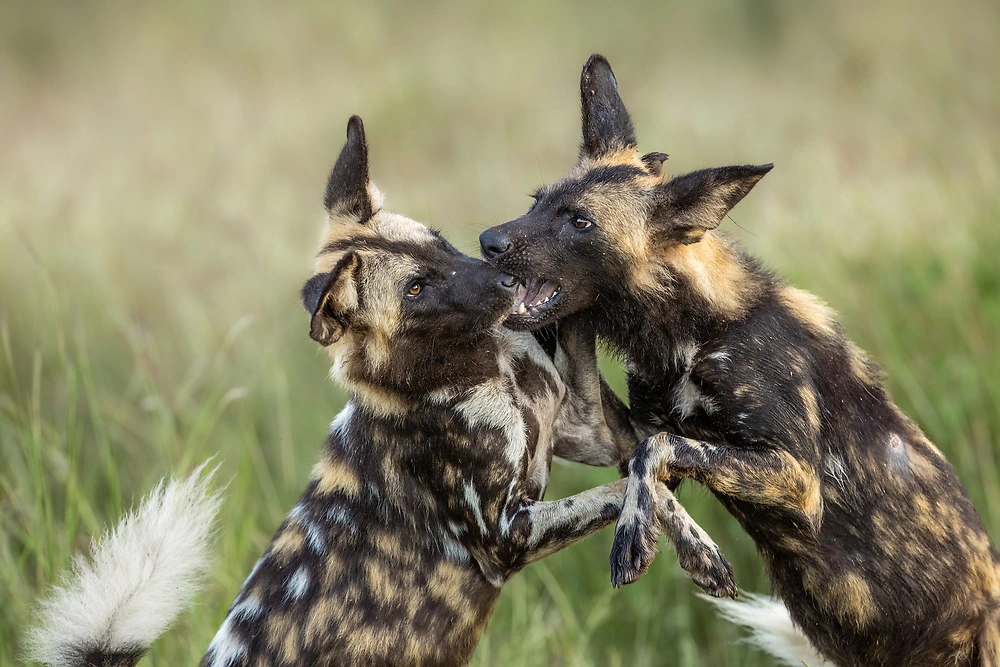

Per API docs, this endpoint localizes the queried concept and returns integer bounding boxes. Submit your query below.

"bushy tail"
[24,462,224,667]
[703,593,833,666]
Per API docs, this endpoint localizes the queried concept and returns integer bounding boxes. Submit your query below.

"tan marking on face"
[577,182,651,263]
[312,455,361,497]
[558,158,668,293]
[799,385,821,435]
[370,209,438,244]
[578,147,647,171]
[662,233,755,319]
[311,205,429,371]
[314,227,361,274]
[778,286,838,339]
[357,253,418,365]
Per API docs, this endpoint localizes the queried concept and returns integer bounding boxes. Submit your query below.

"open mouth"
[510,278,560,318]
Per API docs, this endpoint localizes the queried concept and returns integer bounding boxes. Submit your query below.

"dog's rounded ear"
[301,251,362,346]
[324,116,375,222]
[653,164,773,244]
[580,54,637,160]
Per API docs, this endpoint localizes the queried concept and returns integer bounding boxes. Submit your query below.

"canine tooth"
[518,303,527,315]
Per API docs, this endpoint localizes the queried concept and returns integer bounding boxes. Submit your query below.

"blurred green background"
[2,1,998,665]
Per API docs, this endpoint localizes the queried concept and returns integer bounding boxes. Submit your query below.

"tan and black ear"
[300,251,361,346]
[654,164,773,243]
[324,115,374,222]
[580,54,637,160]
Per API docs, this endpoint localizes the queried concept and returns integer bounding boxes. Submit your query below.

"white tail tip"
[24,461,225,666]
[703,592,833,666]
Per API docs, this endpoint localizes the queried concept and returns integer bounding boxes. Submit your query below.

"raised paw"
[674,532,737,599]
[609,480,660,588]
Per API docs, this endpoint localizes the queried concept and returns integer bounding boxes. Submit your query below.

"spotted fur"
[197,117,731,666]
[482,55,1000,666]
[29,116,731,667]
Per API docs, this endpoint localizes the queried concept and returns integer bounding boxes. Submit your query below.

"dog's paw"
[609,506,660,588]
[675,535,737,599]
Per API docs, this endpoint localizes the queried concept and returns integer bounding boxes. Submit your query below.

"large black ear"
[324,116,374,221]
[654,164,773,243]
[301,251,361,346]
[580,54,637,159]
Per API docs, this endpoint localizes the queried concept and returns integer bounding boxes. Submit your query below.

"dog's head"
[480,55,772,330]
[302,117,518,399]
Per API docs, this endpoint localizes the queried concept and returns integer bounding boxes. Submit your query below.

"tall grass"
[1,1,998,665]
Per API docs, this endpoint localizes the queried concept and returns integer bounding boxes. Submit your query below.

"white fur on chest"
[670,341,717,421]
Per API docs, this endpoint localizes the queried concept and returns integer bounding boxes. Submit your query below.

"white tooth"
[518,302,527,315]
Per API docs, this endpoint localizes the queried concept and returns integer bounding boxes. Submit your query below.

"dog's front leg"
[611,433,821,588]
[516,478,629,566]
[516,479,736,599]
[551,320,637,469]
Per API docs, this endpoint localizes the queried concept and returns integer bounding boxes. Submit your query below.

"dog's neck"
[331,328,517,420]
[591,231,773,374]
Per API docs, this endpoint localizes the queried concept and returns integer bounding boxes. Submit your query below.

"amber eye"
[407,281,423,296]
[572,216,593,230]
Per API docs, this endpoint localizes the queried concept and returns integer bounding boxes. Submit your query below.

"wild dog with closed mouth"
[481,55,1000,666]
[27,115,733,667]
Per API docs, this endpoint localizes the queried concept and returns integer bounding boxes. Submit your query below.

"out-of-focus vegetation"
[2,1,998,664]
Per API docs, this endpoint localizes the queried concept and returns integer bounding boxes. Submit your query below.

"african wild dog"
[481,54,1000,665]
[26,115,733,667]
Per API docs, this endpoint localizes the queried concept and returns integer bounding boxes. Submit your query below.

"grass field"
[2,1,999,665]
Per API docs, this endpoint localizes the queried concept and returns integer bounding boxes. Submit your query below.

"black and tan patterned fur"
[481,55,1000,666]
[196,116,733,667]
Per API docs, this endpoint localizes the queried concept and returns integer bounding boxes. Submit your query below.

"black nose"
[480,227,511,259]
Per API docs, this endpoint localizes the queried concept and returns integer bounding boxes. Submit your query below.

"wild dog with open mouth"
[481,55,1000,666]
[27,115,733,667]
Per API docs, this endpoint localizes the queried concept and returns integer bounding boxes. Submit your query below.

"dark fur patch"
[580,54,637,158]
[323,115,374,221]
